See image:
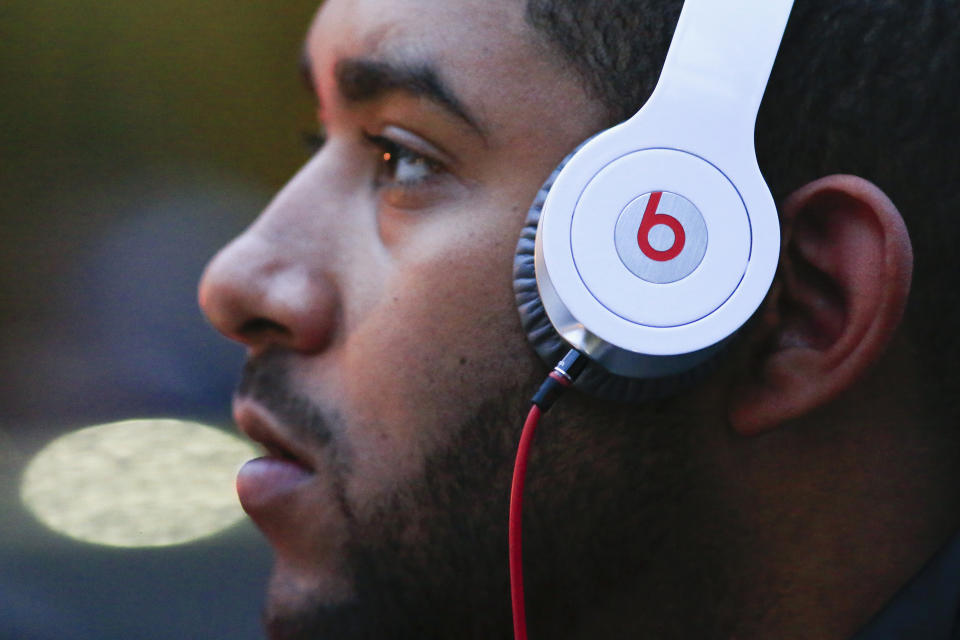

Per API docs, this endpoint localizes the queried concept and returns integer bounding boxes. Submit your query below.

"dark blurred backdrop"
[1,2,322,637]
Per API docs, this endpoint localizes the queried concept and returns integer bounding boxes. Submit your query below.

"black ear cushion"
[513,147,726,404]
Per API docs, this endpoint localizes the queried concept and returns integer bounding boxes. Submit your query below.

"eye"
[364,134,444,189]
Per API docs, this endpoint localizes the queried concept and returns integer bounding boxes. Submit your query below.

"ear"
[728,175,913,435]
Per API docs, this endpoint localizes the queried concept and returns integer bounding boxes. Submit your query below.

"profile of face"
[199,0,696,637]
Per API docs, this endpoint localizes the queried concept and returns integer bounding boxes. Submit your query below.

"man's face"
[200,0,621,636]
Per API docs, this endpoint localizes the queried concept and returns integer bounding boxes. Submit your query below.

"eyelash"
[363,133,445,190]
[301,126,443,184]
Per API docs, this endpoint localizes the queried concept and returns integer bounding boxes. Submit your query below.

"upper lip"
[233,397,316,471]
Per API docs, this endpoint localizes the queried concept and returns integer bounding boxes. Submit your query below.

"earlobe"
[728,175,914,435]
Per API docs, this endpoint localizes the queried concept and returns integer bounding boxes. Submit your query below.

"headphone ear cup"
[513,146,728,404]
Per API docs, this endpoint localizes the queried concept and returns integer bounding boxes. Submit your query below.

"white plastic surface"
[572,149,750,328]
[637,0,796,149]
[534,0,793,374]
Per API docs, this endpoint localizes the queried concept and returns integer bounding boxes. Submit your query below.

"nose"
[198,167,341,355]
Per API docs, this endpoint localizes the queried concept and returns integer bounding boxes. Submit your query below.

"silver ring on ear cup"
[513,144,729,404]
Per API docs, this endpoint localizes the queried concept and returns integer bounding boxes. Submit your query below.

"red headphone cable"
[510,349,588,640]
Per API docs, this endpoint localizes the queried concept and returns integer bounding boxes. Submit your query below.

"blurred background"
[1,1,322,637]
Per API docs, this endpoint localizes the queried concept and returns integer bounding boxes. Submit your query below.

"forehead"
[312,0,531,56]
[306,0,594,132]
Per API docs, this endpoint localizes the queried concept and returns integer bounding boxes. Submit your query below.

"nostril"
[236,317,292,343]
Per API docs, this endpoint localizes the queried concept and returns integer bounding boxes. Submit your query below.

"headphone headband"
[515,0,795,387]
[651,0,794,122]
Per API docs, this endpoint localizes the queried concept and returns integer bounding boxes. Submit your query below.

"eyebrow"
[299,48,486,137]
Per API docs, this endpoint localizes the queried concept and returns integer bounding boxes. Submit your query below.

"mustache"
[236,350,335,447]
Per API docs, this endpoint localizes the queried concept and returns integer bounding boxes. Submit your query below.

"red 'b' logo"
[637,191,686,262]
[615,191,708,285]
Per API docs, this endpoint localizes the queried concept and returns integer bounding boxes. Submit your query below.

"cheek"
[336,210,540,511]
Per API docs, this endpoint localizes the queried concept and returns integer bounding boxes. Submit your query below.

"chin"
[263,595,396,640]
[263,561,358,639]
[261,546,511,640]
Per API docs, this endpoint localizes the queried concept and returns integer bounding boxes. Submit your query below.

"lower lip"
[236,457,314,512]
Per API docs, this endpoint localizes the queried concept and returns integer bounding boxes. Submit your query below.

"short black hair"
[525,0,960,422]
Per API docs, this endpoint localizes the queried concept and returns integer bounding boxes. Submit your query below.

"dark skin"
[199,1,957,637]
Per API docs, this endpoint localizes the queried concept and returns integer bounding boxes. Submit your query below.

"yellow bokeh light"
[20,419,258,548]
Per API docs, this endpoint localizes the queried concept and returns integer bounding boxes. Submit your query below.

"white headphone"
[514,0,795,400]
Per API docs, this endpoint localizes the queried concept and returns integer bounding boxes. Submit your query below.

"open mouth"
[258,439,314,472]
[233,397,315,467]
[235,429,316,512]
